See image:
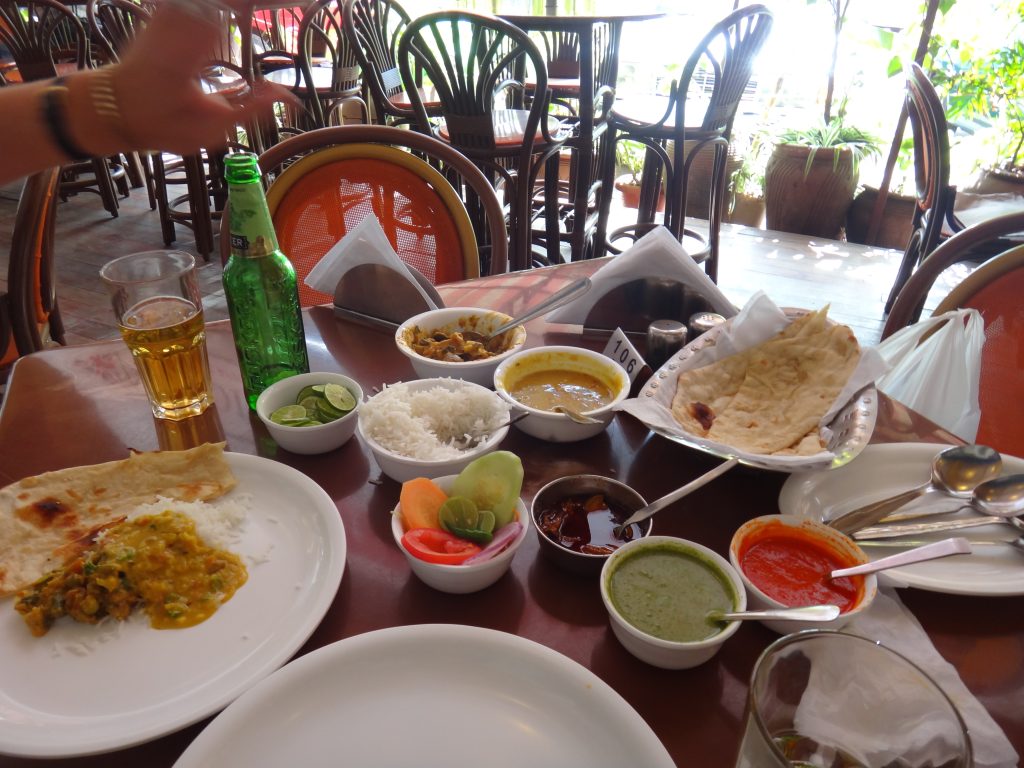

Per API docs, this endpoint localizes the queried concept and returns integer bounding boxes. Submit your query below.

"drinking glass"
[735,630,972,768]
[100,250,214,420]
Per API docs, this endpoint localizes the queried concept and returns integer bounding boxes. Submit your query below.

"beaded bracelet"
[41,77,90,161]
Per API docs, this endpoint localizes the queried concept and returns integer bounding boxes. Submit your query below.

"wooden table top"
[0,259,1021,766]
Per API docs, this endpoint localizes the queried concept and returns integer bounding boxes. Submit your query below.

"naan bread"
[0,443,236,596]
[670,309,860,456]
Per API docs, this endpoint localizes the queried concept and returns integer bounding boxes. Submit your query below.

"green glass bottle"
[223,152,309,410]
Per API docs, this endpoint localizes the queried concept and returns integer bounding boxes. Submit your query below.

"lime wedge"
[270,404,307,424]
[324,383,356,412]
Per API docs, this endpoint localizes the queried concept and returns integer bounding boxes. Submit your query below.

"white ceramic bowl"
[395,307,528,388]
[391,474,529,593]
[358,378,511,483]
[600,536,746,670]
[255,372,362,455]
[729,514,878,634]
[493,346,630,442]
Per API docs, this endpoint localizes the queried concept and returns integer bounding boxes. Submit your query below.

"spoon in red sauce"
[830,537,972,579]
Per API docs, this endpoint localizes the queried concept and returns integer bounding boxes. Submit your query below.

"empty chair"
[594,5,773,281]
[218,125,509,307]
[883,62,964,313]
[398,10,571,271]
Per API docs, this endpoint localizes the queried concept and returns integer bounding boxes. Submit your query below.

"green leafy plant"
[730,131,769,199]
[930,7,1024,172]
[777,115,882,175]
[615,140,647,185]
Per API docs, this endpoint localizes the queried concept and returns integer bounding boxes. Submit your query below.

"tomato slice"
[402,528,482,565]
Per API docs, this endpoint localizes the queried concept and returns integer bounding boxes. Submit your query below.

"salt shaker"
[688,311,727,340]
[646,320,688,371]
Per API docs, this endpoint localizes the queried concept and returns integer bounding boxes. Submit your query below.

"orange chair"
[884,213,1024,458]
[1,168,65,376]
[219,125,509,307]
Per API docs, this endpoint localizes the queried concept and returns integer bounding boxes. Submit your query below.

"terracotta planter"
[676,141,742,219]
[725,192,765,228]
[846,186,916,249]
[764,144,858,238]
[615,176,665,211]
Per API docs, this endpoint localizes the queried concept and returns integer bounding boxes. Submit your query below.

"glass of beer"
[100,250,214,420]
[734,630,972,768]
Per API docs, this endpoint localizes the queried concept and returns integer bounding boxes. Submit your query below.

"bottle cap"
[646,320,687,371]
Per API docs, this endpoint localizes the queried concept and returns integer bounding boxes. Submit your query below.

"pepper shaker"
[688,311,727,340]
[646,320,688,371]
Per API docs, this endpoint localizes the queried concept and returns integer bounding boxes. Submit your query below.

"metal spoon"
[827,445,1002,535]
[854,476,1024,539]
[859,537,1024,554]
[612,458,739,536]
[550,404,602,424]
[707,604,840,624]
[454,412,530,449]
[830,537,972,577]
[462,277,592,351]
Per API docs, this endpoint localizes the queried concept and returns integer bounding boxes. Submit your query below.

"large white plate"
[175,624,675,768]
[0,453,346,758]
[779,443,1024,596]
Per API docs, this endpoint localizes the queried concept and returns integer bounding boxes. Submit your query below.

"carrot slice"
[399,477,448,531]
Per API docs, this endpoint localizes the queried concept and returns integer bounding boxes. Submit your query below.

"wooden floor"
[1,176,971,349]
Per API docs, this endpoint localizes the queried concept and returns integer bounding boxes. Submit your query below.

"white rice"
[360,381,510,460]
[124,494,252,550]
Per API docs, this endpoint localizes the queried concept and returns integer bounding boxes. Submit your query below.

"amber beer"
[101,251,214,420]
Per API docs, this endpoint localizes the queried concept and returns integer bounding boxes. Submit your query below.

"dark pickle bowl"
[530,474,654,575]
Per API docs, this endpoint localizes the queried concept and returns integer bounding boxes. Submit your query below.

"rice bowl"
[358,379,511,482]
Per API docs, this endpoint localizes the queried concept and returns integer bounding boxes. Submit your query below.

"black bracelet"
[42,77,91,161]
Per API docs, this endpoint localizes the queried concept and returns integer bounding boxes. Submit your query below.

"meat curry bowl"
[493,346,630,442]
[395,307,527,388]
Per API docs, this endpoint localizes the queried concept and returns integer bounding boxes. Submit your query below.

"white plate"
[0,453,346,758]
[779,443,1024,596]
[175,624,675,768]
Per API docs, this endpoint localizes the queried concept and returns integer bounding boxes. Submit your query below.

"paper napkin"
[816,589,1017,768]
[545,227,736,324]
[303,216,440,310]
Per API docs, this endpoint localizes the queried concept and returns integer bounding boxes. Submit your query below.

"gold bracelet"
[91,67,137,150]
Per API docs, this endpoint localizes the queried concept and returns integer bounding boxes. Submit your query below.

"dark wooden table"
[1,259,1021,766]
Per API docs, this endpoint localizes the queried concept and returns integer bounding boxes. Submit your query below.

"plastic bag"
[874,309,984,442]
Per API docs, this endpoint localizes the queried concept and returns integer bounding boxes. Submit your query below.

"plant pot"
[846,186,916,249]
[764,144,858,238]
[967,165,1024,194]
[615,176,665,211]
[664,141,742,219]
[725,192,765,228]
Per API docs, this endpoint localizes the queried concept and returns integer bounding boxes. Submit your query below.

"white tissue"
[303,216,440,310]
[545,227,736,324]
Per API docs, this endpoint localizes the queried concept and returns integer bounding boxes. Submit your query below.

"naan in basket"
[670,309,861,456]
[0,443,236,596]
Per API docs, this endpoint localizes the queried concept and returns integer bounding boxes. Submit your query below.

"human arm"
[0,0,291,185]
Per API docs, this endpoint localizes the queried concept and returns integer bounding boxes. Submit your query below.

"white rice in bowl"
[360,380,510,460]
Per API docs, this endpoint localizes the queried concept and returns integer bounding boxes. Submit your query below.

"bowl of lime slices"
[256,372,363,454]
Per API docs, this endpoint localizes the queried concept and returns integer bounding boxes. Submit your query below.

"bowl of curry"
[729,514,876,633]
[493,346,629,442]
[395,307,527,388]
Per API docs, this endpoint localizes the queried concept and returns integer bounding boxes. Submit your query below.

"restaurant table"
[1,259,1023,766]
[499,12,663,264]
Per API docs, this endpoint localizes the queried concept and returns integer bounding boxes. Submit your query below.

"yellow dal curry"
[15,510,247,636]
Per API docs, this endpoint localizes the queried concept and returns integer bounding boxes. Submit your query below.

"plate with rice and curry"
[619,292,887,472]
[0,443,346,758]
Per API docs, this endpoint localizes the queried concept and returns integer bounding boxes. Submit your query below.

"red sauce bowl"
[729,515,877,634]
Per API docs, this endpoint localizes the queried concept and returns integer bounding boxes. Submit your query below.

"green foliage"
[615,140,646,184]
[777,116,883,175]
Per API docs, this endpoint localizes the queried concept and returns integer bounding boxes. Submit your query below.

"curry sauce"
[508,370,614,412]
[15,510,247,636]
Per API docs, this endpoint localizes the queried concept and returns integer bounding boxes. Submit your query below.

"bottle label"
[228,183,279,258]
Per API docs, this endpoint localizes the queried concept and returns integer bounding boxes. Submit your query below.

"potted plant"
[725,132,768,227]
[765,116,882,237]
[613,140,664,211]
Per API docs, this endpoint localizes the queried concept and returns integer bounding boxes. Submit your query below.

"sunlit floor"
[1,178,969,349]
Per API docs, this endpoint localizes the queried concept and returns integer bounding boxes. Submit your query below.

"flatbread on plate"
[0,443,236,596]
[670,309,860,456]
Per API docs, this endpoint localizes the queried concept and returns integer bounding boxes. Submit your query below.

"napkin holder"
[582,277,715,337]
[332,263,444,332]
